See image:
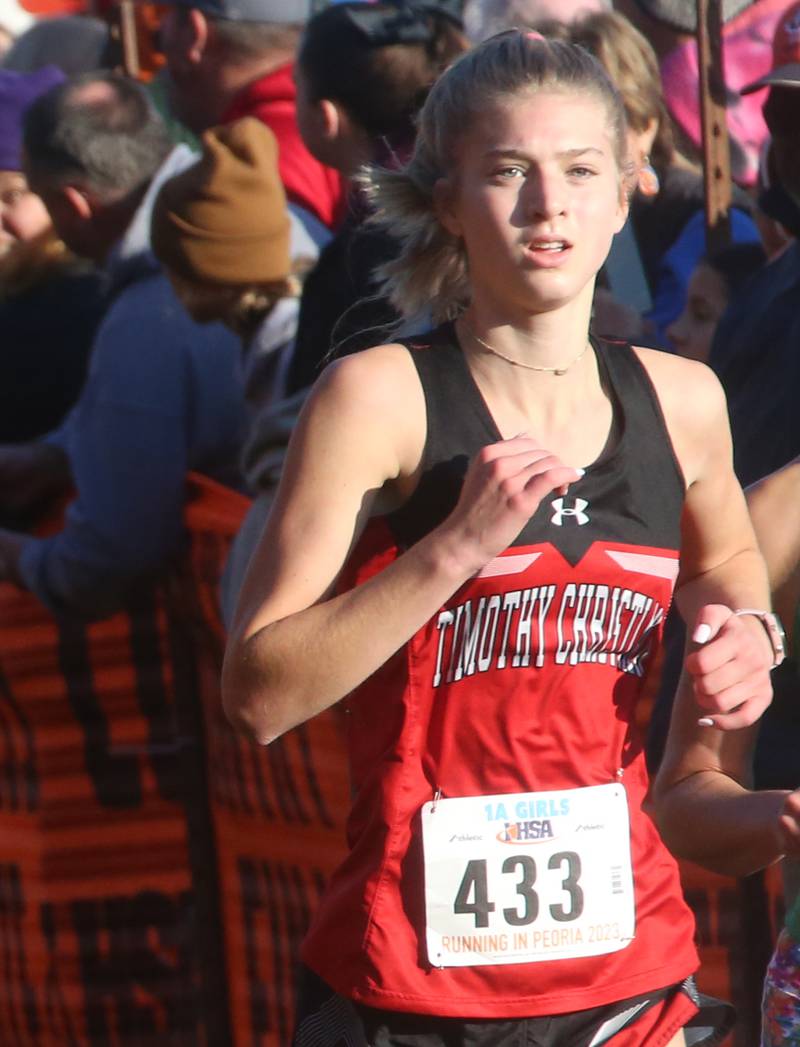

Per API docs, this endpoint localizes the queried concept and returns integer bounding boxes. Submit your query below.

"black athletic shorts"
[292,966,735,1047]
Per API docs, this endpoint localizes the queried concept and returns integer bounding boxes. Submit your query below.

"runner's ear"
[433,176,461,238]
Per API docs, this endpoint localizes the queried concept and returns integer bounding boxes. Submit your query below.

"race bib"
[421,783,635,967]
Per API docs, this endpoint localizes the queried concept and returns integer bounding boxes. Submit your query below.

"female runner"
[223,31,789,1047]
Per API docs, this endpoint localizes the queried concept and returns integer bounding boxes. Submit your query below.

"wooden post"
[697,0,732,252]
[113,0,141,80]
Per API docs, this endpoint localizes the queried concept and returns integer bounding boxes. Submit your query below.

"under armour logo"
[551,497,590,526]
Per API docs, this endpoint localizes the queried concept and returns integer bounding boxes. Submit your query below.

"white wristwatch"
[733,609,787,669]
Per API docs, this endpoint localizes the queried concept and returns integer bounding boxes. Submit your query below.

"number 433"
[453,852,584,928]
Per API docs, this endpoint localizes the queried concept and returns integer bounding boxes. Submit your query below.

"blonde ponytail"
[361,152,469,324]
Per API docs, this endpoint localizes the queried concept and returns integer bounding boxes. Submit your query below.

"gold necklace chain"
[461,319,589,376]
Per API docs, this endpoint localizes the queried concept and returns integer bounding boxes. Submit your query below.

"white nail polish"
[574,468,585,477]
[693,623,712,644]
[697,717,715,727]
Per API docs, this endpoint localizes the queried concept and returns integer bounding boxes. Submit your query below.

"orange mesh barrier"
[680,859,784,1046]
[0,474,350,1045]
[178,476,351,1045]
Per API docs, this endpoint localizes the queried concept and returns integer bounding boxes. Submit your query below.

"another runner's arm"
[747,458,800,642]
[646,356,795,875]
[222,346,580,745]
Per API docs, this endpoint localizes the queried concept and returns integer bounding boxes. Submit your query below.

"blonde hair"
[362,31,631,324]
[567,11,675,168]
[0,228,74,299]
[169,271,302,340]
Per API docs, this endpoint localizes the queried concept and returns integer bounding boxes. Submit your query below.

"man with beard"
[158,0,342,235]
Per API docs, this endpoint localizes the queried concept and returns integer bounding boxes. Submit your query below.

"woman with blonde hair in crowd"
[152,117,299,405]
[564,10,760,344]
[151,115,303,619]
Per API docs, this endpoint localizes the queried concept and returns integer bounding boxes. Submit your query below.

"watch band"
[733,609,787,669]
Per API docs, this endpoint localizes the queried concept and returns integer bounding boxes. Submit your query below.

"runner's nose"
[523,169,566,220]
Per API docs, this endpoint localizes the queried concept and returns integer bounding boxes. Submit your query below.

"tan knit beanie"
[151,117,291,286]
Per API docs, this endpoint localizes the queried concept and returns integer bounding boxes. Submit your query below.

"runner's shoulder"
[631,345,727,430]
[305,343,426,475]
[313,342,422,412]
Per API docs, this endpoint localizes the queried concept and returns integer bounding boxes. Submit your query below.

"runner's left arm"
[641,354,793,875]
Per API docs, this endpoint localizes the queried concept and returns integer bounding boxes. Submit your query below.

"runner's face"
[438,90,627,316]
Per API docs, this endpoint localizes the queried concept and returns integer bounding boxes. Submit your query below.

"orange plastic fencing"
[680,859,784,1047]
[0,473,782,1044]
[179,477,352,1046]
[0,475,350,1045]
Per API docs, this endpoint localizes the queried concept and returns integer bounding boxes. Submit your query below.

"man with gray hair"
[159,0,342,231]
[463,0,610,40]
[0,72,245,617]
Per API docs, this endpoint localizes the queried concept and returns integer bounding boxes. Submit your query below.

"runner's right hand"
[434,435,582,577]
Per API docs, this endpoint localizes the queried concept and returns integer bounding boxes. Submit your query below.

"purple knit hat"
[0,65,65,172]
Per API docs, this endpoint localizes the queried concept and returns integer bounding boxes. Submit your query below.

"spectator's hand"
[685,604,774,729]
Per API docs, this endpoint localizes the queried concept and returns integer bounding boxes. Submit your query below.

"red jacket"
[223,62,344,230]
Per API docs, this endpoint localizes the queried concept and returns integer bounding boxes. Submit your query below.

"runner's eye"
[568,166,596,179]
[494,164,526,179]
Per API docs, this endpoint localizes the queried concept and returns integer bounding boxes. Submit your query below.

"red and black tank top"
[302,326,698,1017]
